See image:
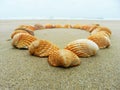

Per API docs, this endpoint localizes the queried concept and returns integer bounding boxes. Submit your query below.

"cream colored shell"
[48,49,81,67]
[29,40,59,57]
[65,39,99,57]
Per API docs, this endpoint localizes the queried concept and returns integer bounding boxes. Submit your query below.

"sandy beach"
[0,20,120,90]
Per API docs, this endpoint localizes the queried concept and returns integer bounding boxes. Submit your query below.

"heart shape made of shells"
[11,24,112,68]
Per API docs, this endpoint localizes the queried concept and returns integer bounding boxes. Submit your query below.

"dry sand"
[0,20,120,90]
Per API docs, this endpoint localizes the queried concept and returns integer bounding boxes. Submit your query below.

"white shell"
[65,39,99,57]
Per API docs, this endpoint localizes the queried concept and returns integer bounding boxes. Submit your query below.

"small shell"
[64,24,72,28]
[16,25,36,31]
[12,33,37,49]
[91,31,109,38]
[81,25,91,31]
[45,24,55,29]
[34,24,45,30]
[72,24,82,29]
[11,29,34,39]
[88,33,111,49]
[91,26,111,37]
[54,24,63,28]
[48,49,81,67]
[80,24,99,32]
[29,40,59,57]
[88,24,100,32]
[65,39,99,57]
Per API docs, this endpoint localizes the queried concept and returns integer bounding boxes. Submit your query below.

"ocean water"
[0,0,120,19]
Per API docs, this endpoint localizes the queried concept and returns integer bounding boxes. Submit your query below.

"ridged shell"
[34,24,45,30]
[81,25,91,31]
[48,49,81,67]
[72,24,82,29]
[91,26,111,37]
[54,24,63,28]
[11,29,34,39]
[91,31,109,38]
[81,24,99,32]
[29,40,59,57]
[16,25,36,31]
[65,39,99,57]
[45,24,55,29]
[12,33,37,49]
[64,24,72,28]
[88,34,111,49]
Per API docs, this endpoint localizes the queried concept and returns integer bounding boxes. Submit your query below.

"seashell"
[81,25,91,31]
[12,33,37,49]
[54,24,63,28]
[11,29,34,39]
[11,30,29,39]
[45,24,55,29]
[64,24,72,28]
[48,49,81,67]
[72,24,82,29]
[91,26,112,37]
[88,24,100,32]
[88,34,111,49]
[34,24,45,30]
[29,40,59,57]
[91,31,109,38]
[16,25,36,31]
[65,39,99,57]
[80,24,99,32]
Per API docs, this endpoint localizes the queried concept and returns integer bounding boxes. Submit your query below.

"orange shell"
[91,31,110,38]
[81,25,91,31]
[16,25,36,31]
[11,29,34,39]
[80,24,99,32]
[29,40,59,57]
[12,33,37,49]
[88,34,111,49]
[72,24,82,29]
[54,24,63,28]
[34,24,45,30]
[88,24,100,32]
[91,26,111,37]
[65,39,99,57]
[45,24,55,29]
[64,24,72,28]
[48,49,81,67]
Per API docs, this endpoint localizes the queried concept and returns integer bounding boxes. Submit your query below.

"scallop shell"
[11,29,34,39]
[54,24,63,28]
[79,24,99,32]
[12,33,37,49]
[91,26,112,37]
[16,25,36,31]
[72,24,82,29]
[91,31,109,38]
[45,24,55,29]
[48,49,81,67]
[88,33,111,49]
[29,40,59,57]
[81,25,91,31]
[34,24,45,30]
[64,24,72,28]
[65,39,99,57]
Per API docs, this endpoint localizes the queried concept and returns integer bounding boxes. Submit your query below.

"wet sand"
[0,20,120,90]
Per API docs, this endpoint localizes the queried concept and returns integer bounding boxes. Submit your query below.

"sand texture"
[0,20,120,90]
